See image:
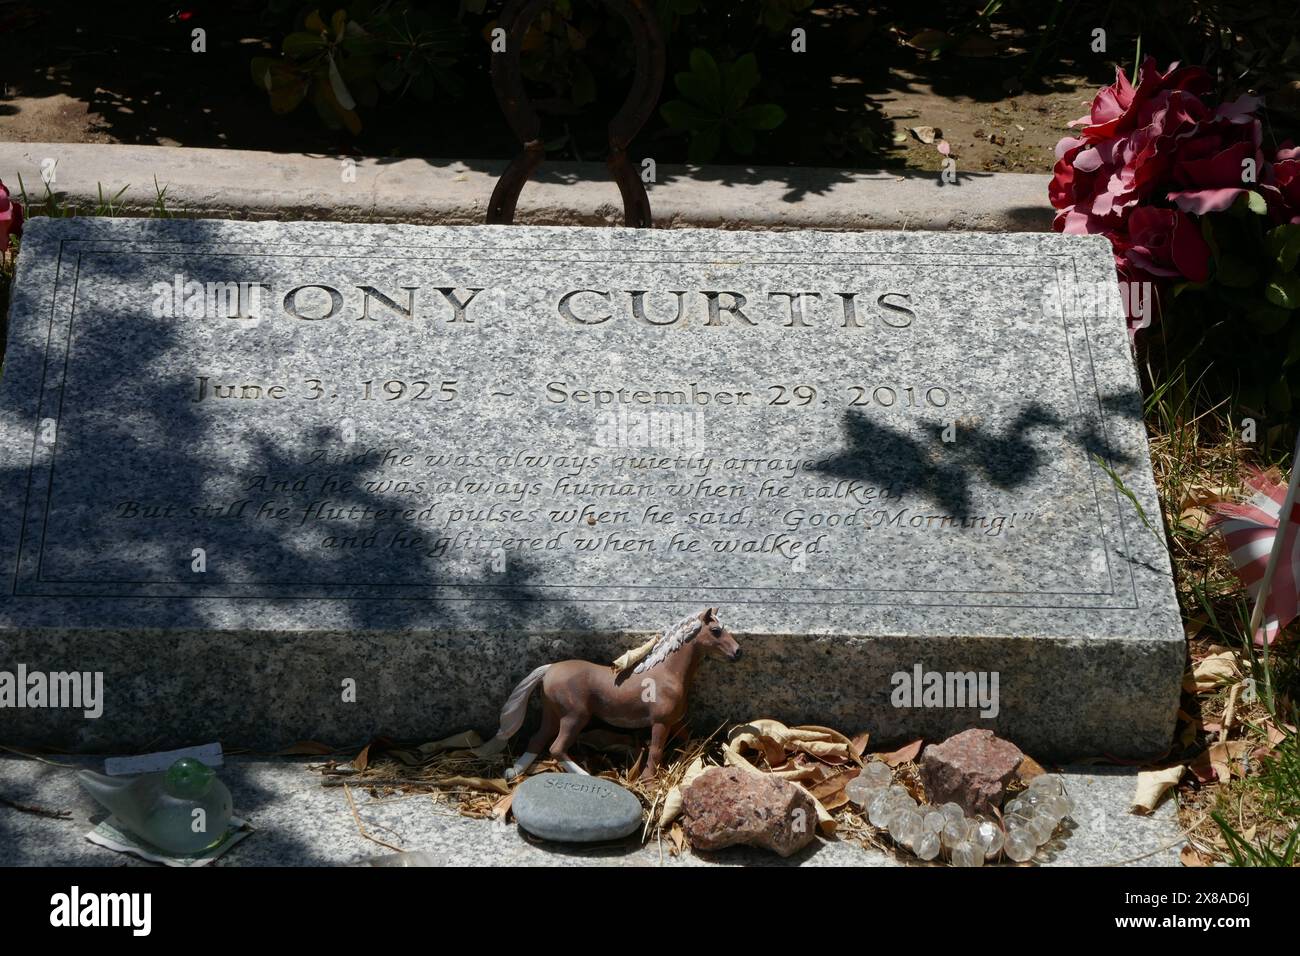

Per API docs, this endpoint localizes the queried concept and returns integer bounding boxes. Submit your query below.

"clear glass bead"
[1029,774,1064,796]
[861,762,893,788]
[891,809,924,849]
[845,778,870,807]
[951,841,984,867]
[923,810,946,833]
[868,792,895,828]
[1004,811,1033,832]
[914,830,941,861]
[1027,813,1057,845]
[938,802,965,824]
[941,817,971,850]
[1004,829,1037,862]
[1038,794,1068,822]
[972,819,1002,856]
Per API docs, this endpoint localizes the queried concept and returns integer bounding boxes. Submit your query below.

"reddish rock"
[681,767,817,857]
[919,728,1024,816]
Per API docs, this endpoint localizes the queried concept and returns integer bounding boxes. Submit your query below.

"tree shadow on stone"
[810,399,1139,519]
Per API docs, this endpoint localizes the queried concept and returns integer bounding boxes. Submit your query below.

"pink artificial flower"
[1050,57,1272,334]
[0,177,23,253]
[1069,57,1212,140]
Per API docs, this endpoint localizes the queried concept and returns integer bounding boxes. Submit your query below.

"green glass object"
[165,757,215,799]
[77,758,233,854]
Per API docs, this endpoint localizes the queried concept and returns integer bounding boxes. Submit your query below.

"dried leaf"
[1189,749,1217,783]
[850,732,870,761]
[418,730,482,754]
[492,793,513,820]
[1181,844,1211,866]
[1180,506,1210,532]
[758,736,787,768]
[909,125,937,144]
[611,634,658,675]
[352,742,374,772]
[659,756,707,826]
[879,738,923,767]
[906,29,950,52]
[627,748,645,781]
[430,776,510,795]
[1131,765,1185,814]
[809,769,855,802]
[669,823,686,855]
[1184,651,1241,693]
[1017,755,1046,782]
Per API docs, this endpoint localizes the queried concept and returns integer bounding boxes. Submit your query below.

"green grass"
[1213,720,1300,866]
[16,172,176,219]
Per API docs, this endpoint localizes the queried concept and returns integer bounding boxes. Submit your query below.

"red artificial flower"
[1268,142,1300,224]
[1120,207,1211,283]
[1050,58,1273,332]
[0,177,24,253]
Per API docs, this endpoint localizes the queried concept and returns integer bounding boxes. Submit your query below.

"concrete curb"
[1,142,1053,232]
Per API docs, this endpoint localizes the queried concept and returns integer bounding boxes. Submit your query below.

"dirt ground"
[0,2,1109,174]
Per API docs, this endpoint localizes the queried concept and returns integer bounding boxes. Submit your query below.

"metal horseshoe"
[486,0,666,228]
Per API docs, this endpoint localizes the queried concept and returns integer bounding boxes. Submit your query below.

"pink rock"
[920,728,1024,816]
[681,766,817,857]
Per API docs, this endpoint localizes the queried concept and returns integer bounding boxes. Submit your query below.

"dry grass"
[1143,360,1300,865]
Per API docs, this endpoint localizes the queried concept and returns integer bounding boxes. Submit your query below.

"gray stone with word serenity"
[0,218,1183,759]
[510,772,644,842]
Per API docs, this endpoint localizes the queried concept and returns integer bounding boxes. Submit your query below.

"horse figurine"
[474,607,741,780]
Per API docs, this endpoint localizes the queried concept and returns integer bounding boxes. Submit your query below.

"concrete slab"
[0,756,1183,867]
[0,143,1053,232]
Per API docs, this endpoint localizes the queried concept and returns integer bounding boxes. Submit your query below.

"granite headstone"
[0,218,1183,757]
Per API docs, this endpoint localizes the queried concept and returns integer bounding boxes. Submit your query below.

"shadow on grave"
[809,399,1142,521]
[0,217,611,863]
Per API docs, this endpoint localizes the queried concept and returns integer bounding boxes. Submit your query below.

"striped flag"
[1210,461,1300,646]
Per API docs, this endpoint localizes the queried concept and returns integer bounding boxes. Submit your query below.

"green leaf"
[724,53,760,111]
[686,48,721,104]
[250,57,309,113]
[1246,190,1269,215]
[1266,271,1300,309]
[1269,224,1300,272]
[1248,303,1292,333]
[734,102,786,130]
[282,31,326,59]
